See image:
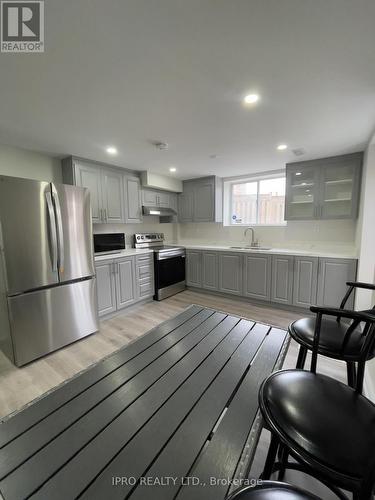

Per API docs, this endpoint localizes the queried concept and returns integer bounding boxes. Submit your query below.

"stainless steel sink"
[229,246,271,251]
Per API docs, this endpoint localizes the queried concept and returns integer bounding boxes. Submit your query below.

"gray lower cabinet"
[136,254,155,299]
[115,257,136,309]
[186,250,202,287]
[317,258,357,308]
[185,249,357,311]
[244,254,272,300]
[293,256,319,308]
[95,254,154,317]
[202,251,219,291]
[271,255,294,304]
[219,253,243,295]
[95,260,117,317]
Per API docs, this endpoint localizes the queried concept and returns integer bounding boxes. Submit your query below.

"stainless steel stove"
[134,233,186,300]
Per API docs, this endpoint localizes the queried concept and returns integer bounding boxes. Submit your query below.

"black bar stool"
[226,480,321,499]
[259,308,375,500]
[288,281,375,392]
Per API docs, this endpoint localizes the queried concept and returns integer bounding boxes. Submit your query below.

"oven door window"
[156,256,186,289]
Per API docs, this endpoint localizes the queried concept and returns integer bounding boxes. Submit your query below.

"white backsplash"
[93,217,357,255]
[93,216,178,247]
[177,220,357,255]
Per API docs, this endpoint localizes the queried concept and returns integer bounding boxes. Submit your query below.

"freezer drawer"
[7,278,98,366]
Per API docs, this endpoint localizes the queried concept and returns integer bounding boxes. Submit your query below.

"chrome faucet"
[244,227,258,247]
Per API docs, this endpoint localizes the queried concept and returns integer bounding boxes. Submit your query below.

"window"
[226,175,286,225]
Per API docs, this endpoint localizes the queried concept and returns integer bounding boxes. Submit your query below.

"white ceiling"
[1,0,375,179]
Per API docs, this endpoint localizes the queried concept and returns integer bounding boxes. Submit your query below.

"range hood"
[142,205,177,217]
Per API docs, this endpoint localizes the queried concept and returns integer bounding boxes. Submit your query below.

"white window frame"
[223,170,287,227]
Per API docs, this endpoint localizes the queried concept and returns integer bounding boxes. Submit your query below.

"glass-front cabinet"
[285,153,362,220]
[285,166,321,220]
[320,160,359,219]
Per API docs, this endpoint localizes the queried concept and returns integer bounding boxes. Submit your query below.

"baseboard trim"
[186,286,313,314]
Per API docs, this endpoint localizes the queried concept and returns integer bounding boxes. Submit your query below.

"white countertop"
[176,244,357,259]
[94,244,357,261]
[94,248,153,262]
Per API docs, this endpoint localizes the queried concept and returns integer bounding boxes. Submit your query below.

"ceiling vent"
[292,148,306,157]
[153,141,169,151]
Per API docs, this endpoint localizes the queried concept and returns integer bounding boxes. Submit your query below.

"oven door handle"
[157,251,186,260]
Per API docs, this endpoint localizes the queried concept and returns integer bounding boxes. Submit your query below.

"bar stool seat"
[226,481,321,499]
[289,316,369,360]
[259,370,375,492]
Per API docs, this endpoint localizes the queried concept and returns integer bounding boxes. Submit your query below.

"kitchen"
[0,1,375,499]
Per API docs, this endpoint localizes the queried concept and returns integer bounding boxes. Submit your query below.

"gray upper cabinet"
[219,253,243,295]
[169,193,178,212]
[244,253,272,301]
[62,157,143,224]
[178,190,194,222]
[142,189,173,209]
[101,169,125,223]
[271,255,294,305]
[186,250,202,287]
[178,176,222,223]
[285,153,363,221]
[95,260,117,317]
[157,191,170,207]
[285,165,321,221]
[317,258,357,308]
[293,256,318,308]
[202,251,219,291]
[319,158,362,220]
[194,180,215,222]
[125,176,142,223]
[73,161,102,223]
[142,189,158,206]
[115,257,136,310]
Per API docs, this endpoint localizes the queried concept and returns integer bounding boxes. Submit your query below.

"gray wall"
[0,144,62,182]
[355,132,375,401]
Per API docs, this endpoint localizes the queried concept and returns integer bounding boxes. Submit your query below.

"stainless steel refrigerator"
[0,175,98,366]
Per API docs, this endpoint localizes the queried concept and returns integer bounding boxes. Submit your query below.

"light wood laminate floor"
[0,290,347,498]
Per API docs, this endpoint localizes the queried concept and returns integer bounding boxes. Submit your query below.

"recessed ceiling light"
[106,146,117,155]
[169,167,176,172]
[243,94,260,104]
[277,144,288,151]
[295,172,302,176]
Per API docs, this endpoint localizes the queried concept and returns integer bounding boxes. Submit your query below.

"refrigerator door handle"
[52,190,65,274]
[45,191,58,272]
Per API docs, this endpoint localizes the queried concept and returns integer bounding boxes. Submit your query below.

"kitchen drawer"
[136,254,153,264]
[139,279,154,298]
[138,263,153,277]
